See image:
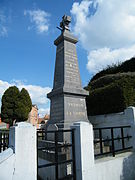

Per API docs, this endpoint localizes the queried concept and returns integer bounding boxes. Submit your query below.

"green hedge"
[90,57,135,82]
[86,76,135,115]
[88,72,135,91]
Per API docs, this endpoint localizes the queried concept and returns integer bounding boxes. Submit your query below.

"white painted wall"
[71,121,135,180]
[0,122,37,180]
[88,106,135,128]
[0,148,15,180]
[71,122,94,180]
[91,152,135,180]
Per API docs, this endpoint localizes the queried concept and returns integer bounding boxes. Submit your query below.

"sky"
[0,0,135,117]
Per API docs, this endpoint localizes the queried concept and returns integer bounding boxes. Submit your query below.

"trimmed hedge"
[86,57,135,115]
[88,72,135,91]
[86,76,135,115]
[90,57,135,82]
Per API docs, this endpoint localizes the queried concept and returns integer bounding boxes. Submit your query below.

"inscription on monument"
[57,46,64,53]
[65,49,81,86]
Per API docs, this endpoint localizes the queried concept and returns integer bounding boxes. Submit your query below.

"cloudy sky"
[0,0,135,117]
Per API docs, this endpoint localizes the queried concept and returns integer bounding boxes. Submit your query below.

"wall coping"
[0,148,14,164]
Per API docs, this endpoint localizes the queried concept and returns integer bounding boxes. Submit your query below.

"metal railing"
[0,130,9,152]
[37,129,76,180]
[93,125,132,157]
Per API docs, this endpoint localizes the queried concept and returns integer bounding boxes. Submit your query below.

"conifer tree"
[14,88,32,122]
[1,86,32,126]
[1,86,19,126]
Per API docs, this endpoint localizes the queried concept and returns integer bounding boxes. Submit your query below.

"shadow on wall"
[120,153,135,180]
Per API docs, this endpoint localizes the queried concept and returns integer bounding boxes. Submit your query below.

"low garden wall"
[0,122,37,180]
[71,119,135,180]
[88,106,135,128]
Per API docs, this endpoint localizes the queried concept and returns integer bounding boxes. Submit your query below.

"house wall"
[28,105,38,126]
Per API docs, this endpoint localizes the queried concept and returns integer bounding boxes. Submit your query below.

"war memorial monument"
[47,15,89,131]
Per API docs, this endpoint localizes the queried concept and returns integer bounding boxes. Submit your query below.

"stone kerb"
[9,122,37,180]
[71,121,94,180]
[0,148,13,163]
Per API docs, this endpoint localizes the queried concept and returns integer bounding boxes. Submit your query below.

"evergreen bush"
[90,57,135,82]
[86,71,135,115]
[1,86,32,126]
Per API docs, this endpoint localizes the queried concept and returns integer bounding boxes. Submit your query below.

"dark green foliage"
[14,88,32,122]
[1,86,32,126]
[1,86,20,126]
[89,72,135,90]
[91,57,135,82]
[120,58,135,72]
[86,76,135,116]
[87,84,125,115]
[86,57,135,115]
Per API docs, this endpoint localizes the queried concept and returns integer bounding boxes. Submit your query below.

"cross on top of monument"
[60,15,71,31]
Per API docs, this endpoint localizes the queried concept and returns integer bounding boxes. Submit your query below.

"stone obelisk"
[47,15,89,130]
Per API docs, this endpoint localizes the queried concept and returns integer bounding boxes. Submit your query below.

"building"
[38,114,50,124]
[37,114,50,129]
[0,113,9,129]
[28,105,38,126]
